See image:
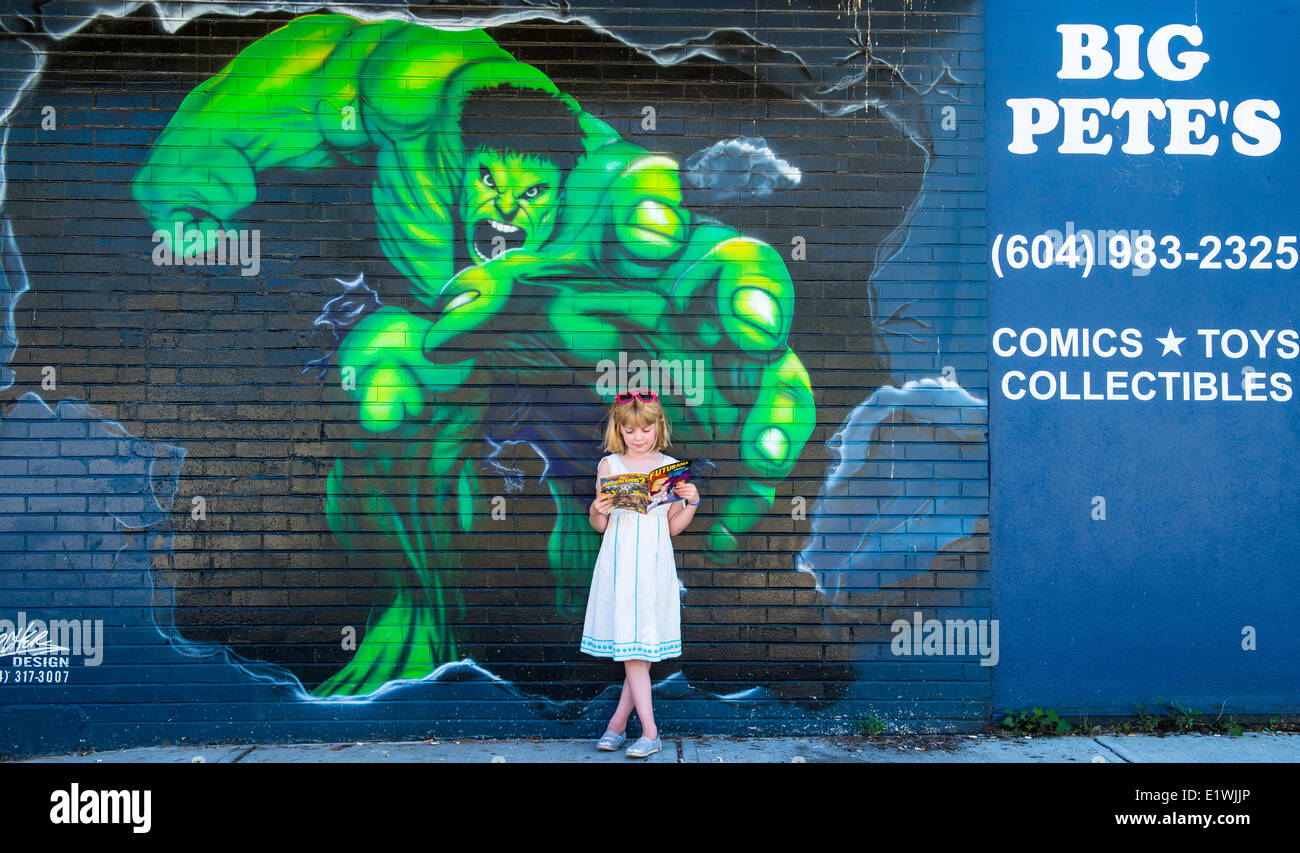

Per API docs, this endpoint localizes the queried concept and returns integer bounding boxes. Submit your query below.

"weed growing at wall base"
[1122,701,1247,736]
[858,714,887,736]
[1001,707,1072,735]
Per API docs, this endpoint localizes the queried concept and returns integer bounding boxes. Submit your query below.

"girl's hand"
[674,482,700,506]
[592,490,614,515]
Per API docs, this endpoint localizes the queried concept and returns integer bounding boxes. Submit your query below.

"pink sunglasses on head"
[615,390,659,404]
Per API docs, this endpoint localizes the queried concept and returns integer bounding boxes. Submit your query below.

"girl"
[582,389,700,758]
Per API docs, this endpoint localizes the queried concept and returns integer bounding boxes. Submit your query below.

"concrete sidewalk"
[16,732,1300,763]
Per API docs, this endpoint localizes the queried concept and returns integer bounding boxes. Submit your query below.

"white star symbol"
[1156,328,1185,356]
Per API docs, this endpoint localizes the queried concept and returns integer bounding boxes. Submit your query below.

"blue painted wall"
[989,0,1300,714]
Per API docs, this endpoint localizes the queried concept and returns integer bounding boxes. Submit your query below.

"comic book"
[600,459,691,514]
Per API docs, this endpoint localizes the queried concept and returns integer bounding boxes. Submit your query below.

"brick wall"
[0,0,985,756]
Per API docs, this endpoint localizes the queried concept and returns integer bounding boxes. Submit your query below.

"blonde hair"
[602,395,672,454]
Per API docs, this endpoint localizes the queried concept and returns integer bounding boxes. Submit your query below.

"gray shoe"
[625,736,663,758]
[596,730,627,751]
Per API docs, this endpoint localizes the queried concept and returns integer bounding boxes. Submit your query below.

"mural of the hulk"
[133,14,819,697]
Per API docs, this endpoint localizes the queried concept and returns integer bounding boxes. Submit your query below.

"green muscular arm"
[641,226,817,562]
[131,13,508,260]
[672,233,816,561]
[135,14,376,251]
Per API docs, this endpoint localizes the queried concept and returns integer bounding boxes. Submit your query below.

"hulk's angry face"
[461,147,562,264]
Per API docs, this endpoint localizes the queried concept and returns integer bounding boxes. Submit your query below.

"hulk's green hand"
[338,304,494,432]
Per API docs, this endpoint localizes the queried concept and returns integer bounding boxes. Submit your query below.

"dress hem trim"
[580,635,682,662]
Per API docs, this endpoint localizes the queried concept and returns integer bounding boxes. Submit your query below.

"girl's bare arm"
[589,458,613,533]
[667,481,700,536]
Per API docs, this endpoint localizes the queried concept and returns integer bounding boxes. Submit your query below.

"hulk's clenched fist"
[134,13,816,695]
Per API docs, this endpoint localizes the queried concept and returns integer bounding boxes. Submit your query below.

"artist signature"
[0,623,69,658]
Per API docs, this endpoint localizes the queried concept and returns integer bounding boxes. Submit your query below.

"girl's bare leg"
[624,659,657,740]
[607,676,633,734]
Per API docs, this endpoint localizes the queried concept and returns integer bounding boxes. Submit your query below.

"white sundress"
[580,451,683,662]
